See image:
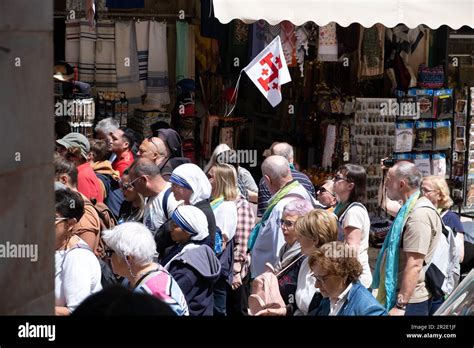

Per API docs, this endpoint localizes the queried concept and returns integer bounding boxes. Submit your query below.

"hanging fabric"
[176,21,189,82]
[65,19,80,69]
[358,24,385,80]
[317,22,338,62]
[80,19,97,83]
[187,24,196,80]
[265,23,281,45]
[94,20,116,90]
[146,21,170,108]
[115,21,141,117]
[295,25,309,77]
[250,20,267,60]
[135,20,149,96]
[195,29,220,73]
[322,124,337,168]
[280,21,297,68]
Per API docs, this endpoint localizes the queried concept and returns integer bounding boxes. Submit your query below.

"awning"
[213,0,474,29]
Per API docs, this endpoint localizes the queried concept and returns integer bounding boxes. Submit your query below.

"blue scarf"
[371,191,419,310]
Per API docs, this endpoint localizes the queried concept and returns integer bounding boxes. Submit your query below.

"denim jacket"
[312,281,388,316]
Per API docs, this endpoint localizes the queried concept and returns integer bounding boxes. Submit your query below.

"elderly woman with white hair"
[164,205,222,316]
[272,199,314,305]
[102,222,189,316]
[204,143,258,203]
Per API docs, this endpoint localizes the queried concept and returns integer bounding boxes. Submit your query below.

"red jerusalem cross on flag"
[243,36,291,107]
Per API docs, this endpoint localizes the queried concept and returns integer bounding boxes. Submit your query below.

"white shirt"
[329,283,353,316]
[55,239,102,313]
[341,205,372,288]
[294,258,318,315]
[213,200,238,240]
[143,183,182,235]
[251,184,312,278]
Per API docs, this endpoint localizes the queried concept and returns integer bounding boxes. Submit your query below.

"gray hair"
[102,222,156,266]
[393,161,422,189]
[129,158,161,178]
[94,117,119,135]
[262,155,290,181]
[272,142,294,162]
[283,199,313,216]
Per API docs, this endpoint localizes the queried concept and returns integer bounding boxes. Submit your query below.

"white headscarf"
[171,205,209,242]
[170,163,212,205]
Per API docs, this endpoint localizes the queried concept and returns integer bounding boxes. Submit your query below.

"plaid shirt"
[233,195,256,280]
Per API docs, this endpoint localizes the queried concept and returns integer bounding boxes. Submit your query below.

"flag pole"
[224,69,244,117]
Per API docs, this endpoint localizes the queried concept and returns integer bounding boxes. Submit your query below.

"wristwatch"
[396,294,407,310]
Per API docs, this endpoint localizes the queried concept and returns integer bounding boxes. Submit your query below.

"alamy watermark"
[0,241,38,262]
[380,99,420,118]
[217,149,258,168]
[323,243,358,259]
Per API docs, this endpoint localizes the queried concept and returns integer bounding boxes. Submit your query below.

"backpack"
[89,198,118,259]
[154,188,175,257]
[420,207,460,297]
[337,202,367,242]
[248,268,286,315]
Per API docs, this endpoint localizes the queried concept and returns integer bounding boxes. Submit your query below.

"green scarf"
[248,180,300,251]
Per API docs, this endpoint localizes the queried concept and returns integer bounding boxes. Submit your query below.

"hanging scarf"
[371,191,420,310]
[248,180,300,251]
[210,195,225,211]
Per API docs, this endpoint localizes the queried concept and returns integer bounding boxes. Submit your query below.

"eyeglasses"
[312,273,331,284]
[279,219,295,228]
[122,176,144,190]
[420,187,436,194]
[55,217,69,225]
[333,175,350,183]
[104,249,115,258]
[318,187,336,198]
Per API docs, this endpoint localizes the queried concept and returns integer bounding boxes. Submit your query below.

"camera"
[383,157,396,168]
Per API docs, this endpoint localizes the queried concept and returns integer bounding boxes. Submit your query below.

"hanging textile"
[187,24,196,80]
[281,21,297,68]
[105,0,144,8]
[295,26,309,77]
[195,30,219,73]
[265,23,281,45]
[65,19,80,68]
[146,21,170,108]
[250,20,267,60]
[115,21,141,117]
[336,23,360,58]
[135,20,149,96]
[322,124,337,168]
[200,0,228,41]
[79,19,97,84]
[227,20,249,73]
[176,21,188,82]
[95,20,116,90]
[317,22,338,62]
[358,24,385,80]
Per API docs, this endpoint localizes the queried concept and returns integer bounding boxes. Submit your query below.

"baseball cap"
[56,132,90,160]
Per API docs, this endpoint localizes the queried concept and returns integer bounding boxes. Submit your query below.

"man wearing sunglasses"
[137,136,168,167]
[316,180,337,212]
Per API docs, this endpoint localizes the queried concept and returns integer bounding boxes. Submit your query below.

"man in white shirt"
[250,156,314,278]
[128,158,182,236]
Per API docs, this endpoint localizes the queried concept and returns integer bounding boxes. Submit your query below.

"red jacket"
[112,150,134,177]
[77,163,104,203]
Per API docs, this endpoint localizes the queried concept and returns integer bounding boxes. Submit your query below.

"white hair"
[393,161,422,189]
[283,198,313,216]
[102,222,156,267]
[262,155,290,181]
[204,143,231,173]
[272,142,294,162]
[95,117,119,135]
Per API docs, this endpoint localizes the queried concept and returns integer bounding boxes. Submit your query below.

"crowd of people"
[53,117,471,316]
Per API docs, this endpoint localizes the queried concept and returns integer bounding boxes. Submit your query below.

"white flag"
[243,36,291,107]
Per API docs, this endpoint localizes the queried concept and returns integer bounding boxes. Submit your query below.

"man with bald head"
[137,137,168,167]
[257,142,316,217]
[250,155,315,278]
[372,161,442,316]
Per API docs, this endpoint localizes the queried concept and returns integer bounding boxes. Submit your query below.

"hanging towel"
[281,21,297,68]
[135,20,149,96]
[195,29,219,73]
[250,20,267,60]
[65,19,80,68]
[187,24,196,80]
[322,124,337,168]
[176,21,188,83]
[146,21,170,107]
[265,23,281,45]
[95,19,117,90]
[115,21,142,118]
[317,22,338,62]
[358,24,385,80]
[79,19,97,83]
[295,26,309,77]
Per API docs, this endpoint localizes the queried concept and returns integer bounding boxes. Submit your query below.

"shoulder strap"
[339,202,367,222]
[163,187,172,220]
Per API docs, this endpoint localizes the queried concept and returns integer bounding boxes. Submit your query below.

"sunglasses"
[318,187,336,197]
[55,217,69,225]
[333,175,351,183]
[122,176,144,190]
[279,219,295,228]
